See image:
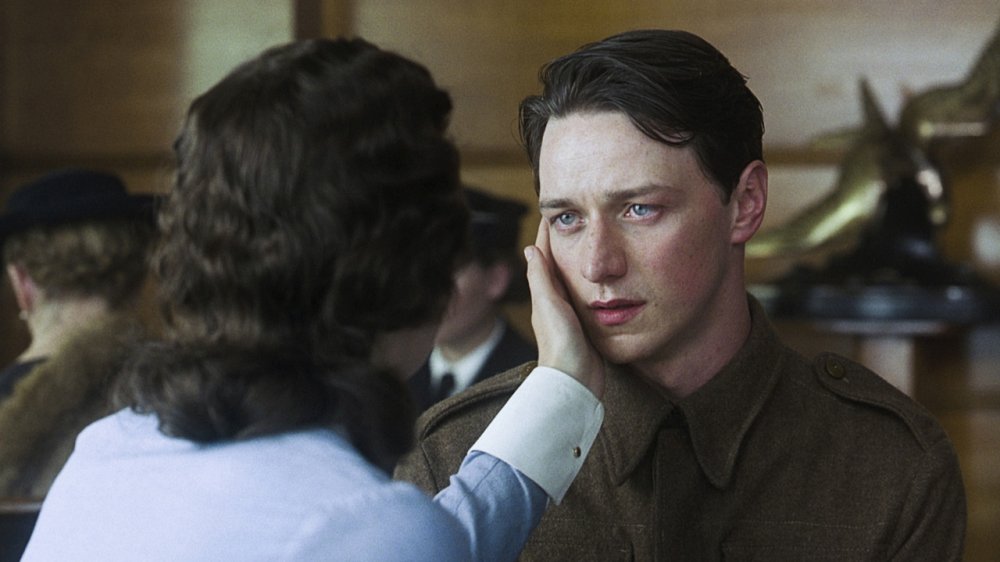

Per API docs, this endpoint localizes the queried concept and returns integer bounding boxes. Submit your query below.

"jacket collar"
[604,296,785,489]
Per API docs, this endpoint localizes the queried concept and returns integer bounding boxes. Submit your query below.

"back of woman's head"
[3,219,153,308]
[120,38,468,470]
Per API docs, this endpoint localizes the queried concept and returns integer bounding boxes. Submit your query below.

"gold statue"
[748,80,905,259]
[900,23,1000,147]
[747,22,999,263]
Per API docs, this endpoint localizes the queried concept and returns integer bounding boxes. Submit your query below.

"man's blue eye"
[557,213,576,225]
[630,204,652,216]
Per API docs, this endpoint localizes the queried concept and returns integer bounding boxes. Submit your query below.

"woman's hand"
[524,219,606,399]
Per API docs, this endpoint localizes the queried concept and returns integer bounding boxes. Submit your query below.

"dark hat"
[464,187,529,256]
[0,169,158,247]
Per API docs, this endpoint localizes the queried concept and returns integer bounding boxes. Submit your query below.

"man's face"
[537,111,744,375]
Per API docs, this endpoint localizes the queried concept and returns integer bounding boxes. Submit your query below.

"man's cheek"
[550,251,576,293]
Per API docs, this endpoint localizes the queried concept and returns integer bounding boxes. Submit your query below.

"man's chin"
[592,333,646,366]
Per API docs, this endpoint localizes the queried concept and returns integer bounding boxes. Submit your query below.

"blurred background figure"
[408,187,536,411]
[0,169,156,498]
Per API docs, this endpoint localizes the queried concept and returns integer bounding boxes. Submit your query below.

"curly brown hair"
[118,38,468,470]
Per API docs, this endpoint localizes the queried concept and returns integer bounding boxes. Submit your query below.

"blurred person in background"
[0,169,156,498]
[409,187,537,411]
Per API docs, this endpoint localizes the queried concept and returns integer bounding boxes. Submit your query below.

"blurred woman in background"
[0,169,156,498]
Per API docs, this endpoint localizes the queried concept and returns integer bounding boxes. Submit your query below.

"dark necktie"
[433,372,455,404]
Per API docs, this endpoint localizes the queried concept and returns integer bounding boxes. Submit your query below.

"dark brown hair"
[520,29,764,200]
[117,38,468,471]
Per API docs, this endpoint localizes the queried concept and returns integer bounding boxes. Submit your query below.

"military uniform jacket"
[395,298,967,561]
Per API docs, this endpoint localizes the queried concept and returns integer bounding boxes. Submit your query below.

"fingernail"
[523,246,535,261]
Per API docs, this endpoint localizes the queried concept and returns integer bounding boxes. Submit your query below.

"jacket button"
[825,358,846,379]
[572,446,582,458]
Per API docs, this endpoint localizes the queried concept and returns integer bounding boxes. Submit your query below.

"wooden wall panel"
[0,1,293,189]
[345,0,999,150]
[1,2,184,158]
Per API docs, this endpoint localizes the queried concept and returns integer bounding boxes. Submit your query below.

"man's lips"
[589,299,645,326]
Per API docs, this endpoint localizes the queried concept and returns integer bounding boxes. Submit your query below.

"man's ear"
[730,160,768,244]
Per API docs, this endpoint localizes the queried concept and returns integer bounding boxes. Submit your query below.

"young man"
[408,187,537,411]
[396,29,966,560]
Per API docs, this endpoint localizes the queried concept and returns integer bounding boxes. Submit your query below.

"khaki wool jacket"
[395,298,966,561]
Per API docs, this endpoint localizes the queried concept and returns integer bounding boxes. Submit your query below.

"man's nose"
[582,221,627,283]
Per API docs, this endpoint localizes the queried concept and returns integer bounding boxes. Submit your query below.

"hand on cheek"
[524,219,606,399]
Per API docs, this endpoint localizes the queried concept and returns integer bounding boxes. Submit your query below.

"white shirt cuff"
[469,366,604,504]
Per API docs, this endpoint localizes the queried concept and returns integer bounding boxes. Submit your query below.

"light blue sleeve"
[290,483,474,562]
[425,367,603,562]
[433,451,547,562]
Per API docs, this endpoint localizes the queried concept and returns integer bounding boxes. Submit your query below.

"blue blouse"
[22,410,540,561]
[23,367,603,561]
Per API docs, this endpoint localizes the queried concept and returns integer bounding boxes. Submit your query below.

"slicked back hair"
[520,29,764,201]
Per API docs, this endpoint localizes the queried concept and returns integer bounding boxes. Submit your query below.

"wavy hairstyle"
[117,38,467,471]
[520,29,764,201]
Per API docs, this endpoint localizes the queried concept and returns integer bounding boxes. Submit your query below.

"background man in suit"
[409,187,537,411]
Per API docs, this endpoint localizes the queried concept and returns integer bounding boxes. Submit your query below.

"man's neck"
[20,298,113,362]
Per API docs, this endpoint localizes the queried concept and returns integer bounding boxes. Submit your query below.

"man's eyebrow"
[539,198,573,211]
[539,184,671,211]
[603,184,669,202]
